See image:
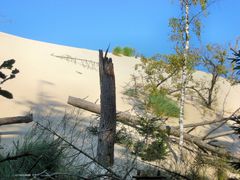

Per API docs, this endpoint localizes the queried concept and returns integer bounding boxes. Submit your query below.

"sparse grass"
[112,46,122,56]
[112,46,135,57]
[0,134,66,178]
[148,93,180,118]
[122,47,135,57]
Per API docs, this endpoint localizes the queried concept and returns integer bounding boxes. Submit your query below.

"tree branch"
[0,114,33,126]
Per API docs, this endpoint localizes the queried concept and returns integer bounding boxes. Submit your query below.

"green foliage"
[186,154,236,180]
[115,127,133,148]
[191,44,233,108]
[125,55,181,118]
[112,46,122,56]
[0,136,66,177]
[134,55,182,94]
[122,47,135,57]
[169,17,185,43]
[87,125,99,135]
[229,48,240,77]
[134,117,169,161]
[148,92,179,117]
[0,59,19,99]
[112,46,135,57]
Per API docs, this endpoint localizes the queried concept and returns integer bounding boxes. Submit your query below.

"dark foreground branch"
[0,153,34,163]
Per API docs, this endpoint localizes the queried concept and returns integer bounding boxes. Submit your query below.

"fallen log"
[0,114,33,126]
[67,96,240,160]
[68,96,138,128]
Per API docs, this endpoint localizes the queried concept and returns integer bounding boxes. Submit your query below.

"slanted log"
[68,96,100,114]
[67,97,240,160]
[68,96,138,128]
[0,114,33,126]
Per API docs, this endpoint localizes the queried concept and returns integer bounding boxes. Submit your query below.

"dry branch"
[204,130,235,140]
[67,96,240,160]
[0,114,33,126]
[176,115,240,129]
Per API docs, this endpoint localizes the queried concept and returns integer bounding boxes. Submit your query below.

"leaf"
[0,89,13,99]
[0,59,15,69]
[9,74,16,79]
[233,66,240,70]
[0,71,6,79]
[12,68,19,74]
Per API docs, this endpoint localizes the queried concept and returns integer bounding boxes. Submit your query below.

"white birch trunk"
[178,0,189,163]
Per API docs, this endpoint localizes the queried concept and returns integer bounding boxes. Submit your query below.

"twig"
[27,155,43,173]
[204,130,235,140]
[202,107,240,140]
[0,153,34,163]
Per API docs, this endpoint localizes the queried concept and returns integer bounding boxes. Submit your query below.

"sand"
[0,32,239,155]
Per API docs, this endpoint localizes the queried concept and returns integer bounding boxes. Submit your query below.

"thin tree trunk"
[178,0,189,163]
[97,50,116,167]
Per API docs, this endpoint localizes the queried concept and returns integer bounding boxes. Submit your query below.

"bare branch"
[0,114,33,126]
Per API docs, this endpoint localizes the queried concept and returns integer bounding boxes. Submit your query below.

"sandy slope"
[0,32,239,155]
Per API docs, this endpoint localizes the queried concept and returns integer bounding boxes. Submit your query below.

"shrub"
[112,46,122,56]
[122,47,135,57]
[134,116,169,161]
[112,46,135,57]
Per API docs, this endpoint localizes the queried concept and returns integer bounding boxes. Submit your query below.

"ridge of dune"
[0,32,138,117]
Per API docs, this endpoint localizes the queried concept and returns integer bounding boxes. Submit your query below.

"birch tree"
[169,0,209,163]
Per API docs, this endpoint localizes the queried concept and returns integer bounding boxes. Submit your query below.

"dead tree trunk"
[97,50,116,167]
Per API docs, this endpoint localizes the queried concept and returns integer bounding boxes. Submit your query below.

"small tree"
[169,0,209,162]
[189,44,230,108]
[125,55,182,118]
[0,59,19,99]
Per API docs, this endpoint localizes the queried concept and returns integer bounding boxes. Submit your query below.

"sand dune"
[0,32,239,155]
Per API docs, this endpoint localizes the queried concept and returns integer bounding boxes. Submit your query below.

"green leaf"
[12,68,20,74]
[0,59,15,69]
[234,66,240,70]
[0,89,13,99]
[0,72,6,79]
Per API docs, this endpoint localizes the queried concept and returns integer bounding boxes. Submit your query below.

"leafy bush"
[112,46,135,57]
[112,46,122,56]
[133,117,169,161]
[137,138,168,161]
[122,47,135,57]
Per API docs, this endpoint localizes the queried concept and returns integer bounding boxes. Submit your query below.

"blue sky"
[0,0,239,56]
